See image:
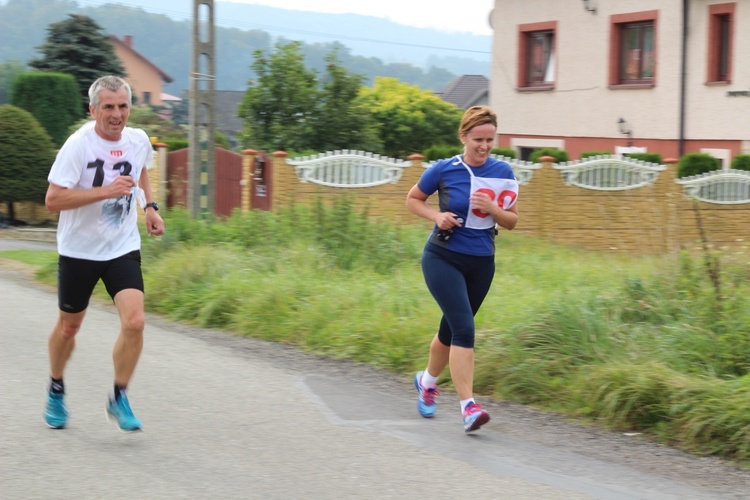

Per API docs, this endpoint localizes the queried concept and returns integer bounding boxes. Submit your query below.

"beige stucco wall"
[686,2,750,140]
[490,1,749,148]
[112,45,166,107]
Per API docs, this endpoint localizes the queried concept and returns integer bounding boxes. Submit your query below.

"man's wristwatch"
[144,202,159,212]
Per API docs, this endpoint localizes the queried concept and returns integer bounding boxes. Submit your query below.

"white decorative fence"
[265,149,749,254]
[675,169,750,204]
[287,150,411,188]
[554,155,666,191]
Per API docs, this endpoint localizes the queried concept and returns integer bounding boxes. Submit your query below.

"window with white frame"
[518,21,556,90]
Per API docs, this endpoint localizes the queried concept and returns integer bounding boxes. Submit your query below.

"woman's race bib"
[454,156,519,230]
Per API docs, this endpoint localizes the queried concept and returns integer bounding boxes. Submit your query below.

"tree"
[238,42,383,154]
[29,14,126,114]
[238,41,319,152]
[0,105,56,223]
[10,72,81,147]
[356,77,463,158]
[308,51,381,153]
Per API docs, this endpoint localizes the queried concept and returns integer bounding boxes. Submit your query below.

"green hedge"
[491,147,516,159]
[580,151,612,159]
[530,148,568,163]
[678,153,721,178]
[10,72,81,148]
[731,154,750,171]
[625,152,662,164]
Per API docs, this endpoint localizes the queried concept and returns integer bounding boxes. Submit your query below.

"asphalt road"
[1,243,748,499]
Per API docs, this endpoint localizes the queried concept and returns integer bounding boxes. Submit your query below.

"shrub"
[678,153,720,178]
[0,105,56,221]
[731,154,750,172]
[491,147,516,159]
[625,152,662,164]
[10,72,81,147]
[164,139,188,152]
[580,151,612,159]
[423,144,462,161]
[529,148,568,163]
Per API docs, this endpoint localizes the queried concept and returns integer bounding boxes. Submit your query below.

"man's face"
[90,88,130,141]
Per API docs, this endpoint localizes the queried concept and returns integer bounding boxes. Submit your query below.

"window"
[619,22,654,82]
[518,21,556,90]
[527,31,555,85]
[143,91,152,105]
[609,11,658,87]
[707,3,735,84]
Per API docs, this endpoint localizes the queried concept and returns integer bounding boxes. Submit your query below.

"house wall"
[111,40,167,107]
[687,2,750,141]
[115,48,166,106]
[490,1,750,161]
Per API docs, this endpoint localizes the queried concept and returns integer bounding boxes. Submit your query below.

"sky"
[224,0,495,36]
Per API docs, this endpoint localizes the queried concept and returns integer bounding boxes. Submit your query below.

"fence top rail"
[288,150,411,167]
[555,155,666,172]
[287,150,410,188]
[422,155,541,170]
[675,169,750,204]
[422,155,541,185]
[675,169,750,185]
[551,155,666,191]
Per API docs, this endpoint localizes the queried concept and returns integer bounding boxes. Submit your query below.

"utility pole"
[188,0,216,218]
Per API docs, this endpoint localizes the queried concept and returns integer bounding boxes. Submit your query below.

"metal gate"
[167,147,245,217]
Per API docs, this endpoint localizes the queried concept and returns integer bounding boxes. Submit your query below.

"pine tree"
[29,14,126,114]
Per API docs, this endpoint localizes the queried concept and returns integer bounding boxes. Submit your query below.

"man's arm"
[139,167,165,236]
[45,176,136,212]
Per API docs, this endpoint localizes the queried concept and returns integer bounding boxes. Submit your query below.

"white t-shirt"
[48,121,153,261]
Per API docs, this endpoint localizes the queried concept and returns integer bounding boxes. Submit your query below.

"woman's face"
[461,123,496,167]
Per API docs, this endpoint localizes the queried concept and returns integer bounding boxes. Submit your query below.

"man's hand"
[145,210,165,236]
[107,176,137,199]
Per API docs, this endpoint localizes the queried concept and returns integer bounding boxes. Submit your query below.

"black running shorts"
[57,250,144,313]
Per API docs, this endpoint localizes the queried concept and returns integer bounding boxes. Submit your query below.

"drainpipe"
[678,0,689,158]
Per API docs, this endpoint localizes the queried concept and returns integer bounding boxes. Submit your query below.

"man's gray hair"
[88,75,132,108]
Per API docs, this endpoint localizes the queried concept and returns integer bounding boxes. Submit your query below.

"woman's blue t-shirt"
[418,155,516,256]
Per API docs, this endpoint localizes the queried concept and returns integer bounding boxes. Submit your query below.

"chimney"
[124,35,133,48]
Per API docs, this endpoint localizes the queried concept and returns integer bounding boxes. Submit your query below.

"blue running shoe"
[414,371,439,418]
[45,392,68,429]
[106,392,142,432]
[462,402,490,433]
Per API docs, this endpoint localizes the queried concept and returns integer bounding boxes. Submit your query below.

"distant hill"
[90,0,491,70]
[0,0,491,94]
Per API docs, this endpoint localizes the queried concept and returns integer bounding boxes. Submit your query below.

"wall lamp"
[582,0,596,14]
[618,117,633,146]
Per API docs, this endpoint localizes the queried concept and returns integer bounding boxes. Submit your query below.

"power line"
[75,0,491,56]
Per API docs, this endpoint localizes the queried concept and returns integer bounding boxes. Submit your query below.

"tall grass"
[6,200,749,462]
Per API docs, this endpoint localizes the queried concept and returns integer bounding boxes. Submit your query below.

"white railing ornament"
[288,150,410,188]
[554,155,666,191]
[675,169,750,204]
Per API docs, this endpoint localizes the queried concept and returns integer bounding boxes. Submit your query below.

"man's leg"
[106,288,145,431]
[112,288,145,387]
[45,310,86,428]
[49,310,86,379]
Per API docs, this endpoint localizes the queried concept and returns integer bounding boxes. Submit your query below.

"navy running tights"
[421,243,496,349]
